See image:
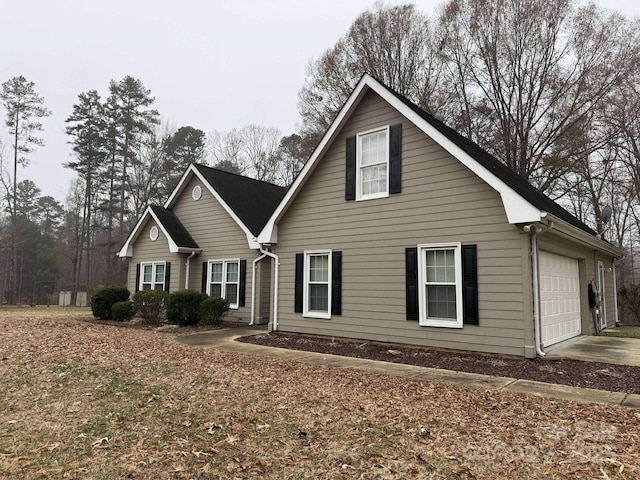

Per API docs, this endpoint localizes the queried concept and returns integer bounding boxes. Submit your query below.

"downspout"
[530,232,545,358]
[185,251,197,290]
[258,244,280,331]
[526,221,554,358]
[613,261,619,326]
[250,252,268,326]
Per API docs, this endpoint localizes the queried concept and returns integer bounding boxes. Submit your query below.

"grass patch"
[602,325,640,339]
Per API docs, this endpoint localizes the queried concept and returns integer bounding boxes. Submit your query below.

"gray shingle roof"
[383,84,596,235]
[193,164,287,236]
[149,205,199,248]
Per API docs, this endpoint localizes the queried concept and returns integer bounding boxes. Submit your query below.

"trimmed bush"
[166,290,208,326]
[133,290,168,324]
[91,286,131,320]
[201,297,231,325]
[112,300,137,322]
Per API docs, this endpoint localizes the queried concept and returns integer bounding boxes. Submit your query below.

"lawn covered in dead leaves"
[0,308,638,479]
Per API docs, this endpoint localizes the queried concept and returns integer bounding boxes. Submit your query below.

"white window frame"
[303,249,332,319]
[140,261,166,291]
[356,125,390,201]
[207,259,241,309]
[417,242,463,328]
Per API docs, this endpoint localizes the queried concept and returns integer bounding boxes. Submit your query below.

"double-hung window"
[303,250,331,319]
[357,126,389,200]
[418,243,463,328]
[140,262,166,291]
[208,259,240,309]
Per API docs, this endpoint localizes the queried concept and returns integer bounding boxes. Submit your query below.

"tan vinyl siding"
[256,257,272,324]
[274,90,527,356]
[127,220,181,294]
[169,176,257,322]
[127,176,261,323]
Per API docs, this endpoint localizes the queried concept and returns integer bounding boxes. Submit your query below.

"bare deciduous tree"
[438,0,640,193]
[298,3,442,146]
[208,128,246,174]
[241,124,281,183]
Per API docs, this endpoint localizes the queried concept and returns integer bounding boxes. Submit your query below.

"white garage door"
[539,251,581,347]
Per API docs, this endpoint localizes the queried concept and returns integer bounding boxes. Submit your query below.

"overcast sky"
[1,0,639,202]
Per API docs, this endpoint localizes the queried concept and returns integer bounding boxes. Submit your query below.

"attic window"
[192,185,202,200]
[357,127,389,200]
[149,226,159,241]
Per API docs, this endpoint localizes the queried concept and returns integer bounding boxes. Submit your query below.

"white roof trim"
[258,74,543,244]
[545,214,624,258]
[258,76,372,243]
[118,206,182,257]
[368,76,542,224]
[166,164,259,250]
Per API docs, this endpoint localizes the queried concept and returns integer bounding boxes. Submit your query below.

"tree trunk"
[10,109,19,305]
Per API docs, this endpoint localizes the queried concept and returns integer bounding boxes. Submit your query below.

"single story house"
[118,163,286,325]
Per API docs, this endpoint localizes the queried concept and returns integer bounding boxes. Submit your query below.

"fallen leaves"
[0,308,639,479]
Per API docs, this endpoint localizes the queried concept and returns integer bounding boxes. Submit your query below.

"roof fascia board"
[257,76,371,243]
[365,77,542,225]
[117,206,180,257]
[118,206,153,257]
[149,209,180,253]
[164,164,197,208]
[258,75,541,243]
[545,214,624,258]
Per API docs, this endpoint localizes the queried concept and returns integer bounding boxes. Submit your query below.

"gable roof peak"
[358,74,595,236]
[181,162,287,238]
[258,72,611,249]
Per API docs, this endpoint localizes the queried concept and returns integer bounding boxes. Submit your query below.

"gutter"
[525,221,554,357]
[543,213,623,258]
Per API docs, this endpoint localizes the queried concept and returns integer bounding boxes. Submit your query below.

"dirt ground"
[239,332,640,394]
[1,308,639,479]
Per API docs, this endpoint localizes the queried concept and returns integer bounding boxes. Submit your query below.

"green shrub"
[133,290,168,324]
[201,297,231,325]
[91,286,130,320]
[111,300,137,322]
[166,290,208,326]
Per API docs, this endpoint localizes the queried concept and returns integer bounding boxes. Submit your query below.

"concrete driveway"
[546,336,640,366]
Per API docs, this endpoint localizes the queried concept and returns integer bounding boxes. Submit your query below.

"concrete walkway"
[177,327,640,410]
[546,335,640,366]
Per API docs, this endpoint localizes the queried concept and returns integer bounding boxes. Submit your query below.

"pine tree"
[0,75,50,304]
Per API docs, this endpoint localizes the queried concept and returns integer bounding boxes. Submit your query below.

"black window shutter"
[406,247,418,320]
[294,253,304,313]
[331,251,342,316]
[135,263,141,293]
[462,245,479,325]
[164,262,171,292]
[345,136,356,201]
[201,261,208,294]
[389,124,402,194]
[239,260,247,307]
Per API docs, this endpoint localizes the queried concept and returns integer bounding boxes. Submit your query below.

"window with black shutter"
[345,124,402,201]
